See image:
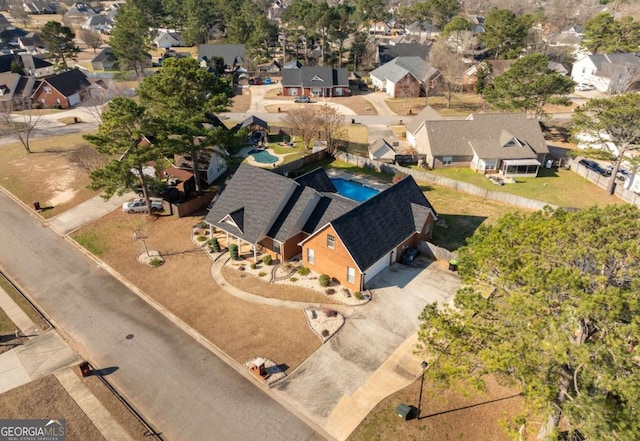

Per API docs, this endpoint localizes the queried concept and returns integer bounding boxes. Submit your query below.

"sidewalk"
[48,192,135,235]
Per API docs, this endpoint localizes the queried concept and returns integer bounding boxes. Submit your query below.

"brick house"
[369,56,439,98]
[204,164,437,290]
[32,69,91,108]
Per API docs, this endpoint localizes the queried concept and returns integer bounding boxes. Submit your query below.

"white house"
[206,152,227,184]
[571,53,640,93]
[154,29,183,49]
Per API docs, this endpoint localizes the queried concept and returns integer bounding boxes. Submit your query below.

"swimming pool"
[248,149,278,164]
[331,178,379,202]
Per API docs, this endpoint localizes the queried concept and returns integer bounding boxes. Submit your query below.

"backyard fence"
[418,241,457,262]
[569,159,640,209]
[169,192,216,218]
[335,152,557,211]
[273,149,328,177]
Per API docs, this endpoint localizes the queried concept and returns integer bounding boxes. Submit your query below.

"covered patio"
[500,158,541,177]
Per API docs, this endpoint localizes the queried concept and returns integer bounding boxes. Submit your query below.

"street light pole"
[417,361,428,418]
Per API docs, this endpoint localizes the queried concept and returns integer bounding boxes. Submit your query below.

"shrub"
[229,243,239,260]
[354,291,363,300]
[342,288,351,298]
[290,277,298,282]
[198,221,208,229]
[250,263,257,269]
[323,308,337,317]
[325,288,336,295]
[210,238,220,252]
[263,255,273,265]
[319,274,330,287]
[258,271,267,277]
[149,257,163,267]
[197,235,208,242]
[297,267,310,276]
[321,329,330,337]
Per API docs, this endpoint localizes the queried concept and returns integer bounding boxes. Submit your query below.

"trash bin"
[449,259,458,271]
[396,403,414,421]
[33,201,40,211]
[78,361,92,377]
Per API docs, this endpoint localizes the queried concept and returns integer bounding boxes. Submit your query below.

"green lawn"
[423,167,624,209]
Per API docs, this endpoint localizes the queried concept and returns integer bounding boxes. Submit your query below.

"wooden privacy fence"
[418,241,456,262]
[273,149,328,177]
[569,159,640,208]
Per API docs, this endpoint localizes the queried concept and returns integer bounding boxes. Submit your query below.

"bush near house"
[229,243,239,260]
[263,255,273,265]
[319,274,330,287]
[297,267,310,276]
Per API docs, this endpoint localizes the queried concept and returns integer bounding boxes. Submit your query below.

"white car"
[122,198,164,213]
[575,83,595,91]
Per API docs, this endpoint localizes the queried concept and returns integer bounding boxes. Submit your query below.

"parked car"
[579,159,609,176]
[575,83,595,91]
[294,96,310,103]
[606,165,630,181]
[358,82,368,91]
[122,198,164,213]
[400,247,420,265]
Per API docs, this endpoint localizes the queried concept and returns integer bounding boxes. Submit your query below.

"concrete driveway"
[273,257,460,437]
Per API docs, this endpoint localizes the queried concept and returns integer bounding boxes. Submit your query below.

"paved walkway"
[54,368,135,441]
[0,286,40,337]
[48,192,135,235]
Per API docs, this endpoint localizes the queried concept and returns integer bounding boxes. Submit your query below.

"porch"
[500,158,541,177]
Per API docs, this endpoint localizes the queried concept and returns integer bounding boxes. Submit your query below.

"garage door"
[363,253,390,287]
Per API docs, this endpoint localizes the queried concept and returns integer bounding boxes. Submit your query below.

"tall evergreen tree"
[40,21,80,71]
[109,3,153,78]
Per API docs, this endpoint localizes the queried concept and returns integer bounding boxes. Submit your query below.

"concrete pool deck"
[324,169,390,193]
[235,146,288,168]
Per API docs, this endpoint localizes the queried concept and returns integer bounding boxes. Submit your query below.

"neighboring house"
[17,32,43,53]
[206,151,228,184]
[283,60,302,69]
[571,53,640,93]
[405,105,444,147]
[232,115,269,135]
[408,110,549,177]
[369,21,391,36]
[404,21,441,40]
[19,53,54,77]
[32,68,92,108]
[65,2,97,25]
[281,66,350,97]
[0,14,15,33]
[256,60,281,75]
[369,56,439,98]
[154,29,183,49]
[204,164,437,290]
[376,43,432,66]
[464,59,568,85]
[91,47,118,71]
[198,44,247,71]
[0,72,36,109]
[22,1,57,14]
[368,138,396,163]
[82,15,113,34]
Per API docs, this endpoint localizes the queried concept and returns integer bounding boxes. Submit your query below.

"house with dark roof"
[281,66,350,98]
[198,44,247,71]
[22,1,57,14]
[17,32,43,52]
[32,69,92,108]
[376,43,432,65]
[369,56,439,98]
[18,53,54,77]
[82,15,114,34]
[204,164,437,290]
[91,47,118,71]
[232,115,269,134]
[408,109,549,177]
[0,72,36,109]
[64,2,97,25]
[571,53,640,93]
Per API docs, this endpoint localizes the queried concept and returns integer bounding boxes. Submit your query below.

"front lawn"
[423,167,624,209]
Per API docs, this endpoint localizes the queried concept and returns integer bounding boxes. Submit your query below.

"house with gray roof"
[198,44,247,71]
[82,15,113,34]
[204,164,437,290]
[571,53,640,93]
[368,138,396,163]
[281,66,349,98]
[376,43,432,65]
[369,56,440,98]
[0,72,36,109]
[409,110,548,177]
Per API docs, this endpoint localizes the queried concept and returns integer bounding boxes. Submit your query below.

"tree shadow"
[431,214,488,251]
[418,393,522,420]
[92,366,119,376]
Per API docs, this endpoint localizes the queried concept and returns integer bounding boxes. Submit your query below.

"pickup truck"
[122,198,164,214]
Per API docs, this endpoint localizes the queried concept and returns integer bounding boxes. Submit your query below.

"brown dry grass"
[70,211,320,369]
[0,134,99,219]
[78,372,150,441]
[349,375,527,441]
[0,375,106,441]
[229,87,251,113]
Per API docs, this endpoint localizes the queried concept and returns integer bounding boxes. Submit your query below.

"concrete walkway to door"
[272,258,460,440]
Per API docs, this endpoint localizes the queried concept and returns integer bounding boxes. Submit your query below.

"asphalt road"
[0,191,323,441]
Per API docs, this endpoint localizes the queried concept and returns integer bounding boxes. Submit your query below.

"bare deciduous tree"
[79,28,103,53]
[0,98,43,153]
[315,104,345,155]
[430,40,467,109]
[68,144,108,174]
[284,106,322,151]
[8,1,31,27]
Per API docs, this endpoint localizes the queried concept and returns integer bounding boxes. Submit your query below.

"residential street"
[0,190,324,441]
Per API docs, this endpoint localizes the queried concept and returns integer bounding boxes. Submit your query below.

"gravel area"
[303,308,345,343]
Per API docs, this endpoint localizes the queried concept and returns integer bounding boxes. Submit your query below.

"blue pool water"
[249,149,278,164]
[331,178,379,202]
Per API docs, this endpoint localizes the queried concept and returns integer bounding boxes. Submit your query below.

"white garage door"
[363,253,390,287]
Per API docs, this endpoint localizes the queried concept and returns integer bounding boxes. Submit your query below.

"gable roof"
[368,138,395,160]
[370,56,439,84]
[283,60,302,69]
[198,44,247,67]
[282,67,349,87]
[41,69,91,97]
[329,176,436,271]
[232,115,268,132]
[91,47,116,64]
[405,105,444,134]
[419,113,548,158]
[294,168,337,193]
[377,43,432,65]
[19,53,53,71]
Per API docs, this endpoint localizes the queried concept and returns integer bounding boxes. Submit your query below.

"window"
[307,248,315,264]
[347,267,355,284]
[484,160,497,170]
[273,242,281,254]
[44,86,52,94]
[327,234,335,249]
[442,156,453,166]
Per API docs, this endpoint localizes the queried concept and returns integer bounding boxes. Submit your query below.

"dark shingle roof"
[198,44,247,67]
[282,67,349,87]
[0,54,16,73]
[204,163,295,244]
[44,69,91,97]
[294,168,337,193]
[267,186,318,242]
[302,194,358,234]
[378,43,432,65]
[232,115,268,132]
[330,176,437,271]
